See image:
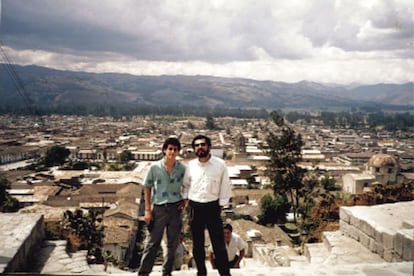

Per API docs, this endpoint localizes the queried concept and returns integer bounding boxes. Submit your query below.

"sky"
[0,0,413,85]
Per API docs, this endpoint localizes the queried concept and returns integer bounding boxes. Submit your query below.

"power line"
[0,45,31,107]
[0,0,41,118]
[0,41,42,120]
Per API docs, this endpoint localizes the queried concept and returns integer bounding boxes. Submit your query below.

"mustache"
[196,149,209,157]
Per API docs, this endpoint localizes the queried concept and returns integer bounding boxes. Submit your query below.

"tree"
[44,145,70,167]
[320,176,337,191]
[205,113,217,130]
[0,175,19,212]
[296,173,320,243]
[0,175,8,207]
[61,209,104,251]
[187,121,195,129]
[258,193,290,225]
[264,111,305,223]
[71,161,89,170]
[119,149,133,164]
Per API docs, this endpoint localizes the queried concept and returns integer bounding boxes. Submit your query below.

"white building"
[342,149,400,194]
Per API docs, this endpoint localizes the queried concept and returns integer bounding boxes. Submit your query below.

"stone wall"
[0,213,45,273]
[339,201,414,262]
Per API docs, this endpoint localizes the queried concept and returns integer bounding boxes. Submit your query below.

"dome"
[368,152,399,168]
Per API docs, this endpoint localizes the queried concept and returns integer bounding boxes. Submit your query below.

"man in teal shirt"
[138,137,186,276]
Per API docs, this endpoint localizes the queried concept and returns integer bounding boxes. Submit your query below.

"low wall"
[0,213,45,273]
[339,201,414,262]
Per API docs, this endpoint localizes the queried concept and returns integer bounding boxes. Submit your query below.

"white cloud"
[1,0,413,84]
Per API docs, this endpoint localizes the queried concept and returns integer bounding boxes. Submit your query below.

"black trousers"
[212,255,239,269]
[189,200,230,276]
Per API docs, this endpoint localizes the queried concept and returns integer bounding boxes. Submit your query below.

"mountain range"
[1,64,413,113]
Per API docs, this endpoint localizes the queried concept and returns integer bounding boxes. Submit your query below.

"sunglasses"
[167,147,179,151]
[194,142,207,148]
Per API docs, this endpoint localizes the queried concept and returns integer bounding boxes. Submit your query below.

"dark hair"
[191,134,211,149]
[223,223,233,232]
[162,137,181,155]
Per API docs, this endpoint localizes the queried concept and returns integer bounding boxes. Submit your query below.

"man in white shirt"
[209,223,247,269]
[161,232,188,271]
[183,134,232,276]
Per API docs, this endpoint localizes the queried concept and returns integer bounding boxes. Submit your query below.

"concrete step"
[322,230,384,265]
[95,261,413,276]
[31,238,413,276]
[303,230,385,266]
[304,242,329,264]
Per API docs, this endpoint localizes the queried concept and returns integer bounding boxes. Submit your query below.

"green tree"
[0,175,8,207]
[264,111,304,223]
[187,121,195,129]
[61,209,104,250]
[205,113,217,130]
[0,175,19,212]
[71,161,89,170]
[119,149,133,164]
[258,194,290,225]
[320,111,336,128]
[44,145,70,167]
[296,173,320,240]
[320,176,337,191]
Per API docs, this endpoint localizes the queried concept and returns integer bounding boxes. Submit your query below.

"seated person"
[173,232,188,270]
[208,223,247,269]
[162,232,188,271]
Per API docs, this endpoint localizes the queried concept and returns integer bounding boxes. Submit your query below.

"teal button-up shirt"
[144,159,186,205]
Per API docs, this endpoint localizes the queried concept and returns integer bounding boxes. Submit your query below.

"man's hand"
[177,200,186,210]
[144,210,152,225]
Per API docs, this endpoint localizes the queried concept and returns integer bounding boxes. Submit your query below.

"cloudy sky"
[1,0,413,85]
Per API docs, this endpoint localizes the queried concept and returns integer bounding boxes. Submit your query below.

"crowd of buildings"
[0,114,413,268]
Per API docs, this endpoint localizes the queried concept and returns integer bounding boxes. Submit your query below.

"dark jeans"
[189,200,230,276]
[138,202,183,276]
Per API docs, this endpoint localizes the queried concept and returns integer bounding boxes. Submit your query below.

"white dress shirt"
[209,232,247,261]
[183,155,232,206]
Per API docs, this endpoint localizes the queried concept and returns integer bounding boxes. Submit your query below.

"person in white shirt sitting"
[162,232,189,271]
[209,223,247,269]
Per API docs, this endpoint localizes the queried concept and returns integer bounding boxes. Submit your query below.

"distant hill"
[342,83,413,107]
[0,64,412,114]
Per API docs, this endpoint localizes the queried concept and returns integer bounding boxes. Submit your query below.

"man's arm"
[218,161,232,206]
[143,187,152,224]
[176,163,188,210]
[233,233,247,268]
[181,163,190,208]
[234,249,245,268]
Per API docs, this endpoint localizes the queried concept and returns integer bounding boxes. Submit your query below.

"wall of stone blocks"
[339,203,414,262]
[4,214,45,273]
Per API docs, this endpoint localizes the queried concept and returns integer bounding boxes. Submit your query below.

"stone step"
[339,201,414,262]
[27,236,414,276]
[304,242,329,264]
[321,230,384,265]
[304,230,385,266]
[113,261,413,276]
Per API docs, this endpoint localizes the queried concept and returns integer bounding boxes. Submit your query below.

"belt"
[189,199,219,207]
[154,200,183,207]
